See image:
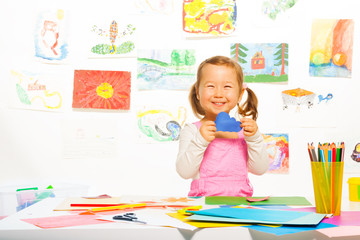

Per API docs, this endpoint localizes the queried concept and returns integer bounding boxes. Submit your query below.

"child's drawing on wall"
[183,0,237,36]
[72,70,131,110]
[136,106,187,143]
[310,19,354,78]
[34,9,68,62]
[89,19,136,57]
[263,133,289,174]
[281,88,315,111]
[137,49,196,90]
[262,0,298,20]
[231,43,288,83]
[10,70,63,112]
[135,0,174,14]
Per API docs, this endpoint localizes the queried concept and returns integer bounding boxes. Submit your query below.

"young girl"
[176,56,269,197]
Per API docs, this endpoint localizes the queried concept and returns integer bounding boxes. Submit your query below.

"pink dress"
[188,122,253,197]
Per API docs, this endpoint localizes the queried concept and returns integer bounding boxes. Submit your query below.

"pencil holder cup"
[310,161,344,216]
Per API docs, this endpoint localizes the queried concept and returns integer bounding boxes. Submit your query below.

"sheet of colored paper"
[286,207,360,226]
[245,222,337,236]
[205,196,311,206]
[99,209,197,231]
[166,212,249,228]
[21,215,111,229]
[317,226,360,238]
[187,211,325,225]
[186,207,325,225]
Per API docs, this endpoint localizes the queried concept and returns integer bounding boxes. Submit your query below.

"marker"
[16,187,38,192]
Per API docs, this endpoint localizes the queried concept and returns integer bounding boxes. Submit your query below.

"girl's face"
[196,64,243,121]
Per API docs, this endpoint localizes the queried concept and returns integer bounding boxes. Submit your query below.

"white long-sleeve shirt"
[176,123,270,180]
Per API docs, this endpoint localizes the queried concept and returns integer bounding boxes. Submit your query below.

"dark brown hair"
[189,56,258,120]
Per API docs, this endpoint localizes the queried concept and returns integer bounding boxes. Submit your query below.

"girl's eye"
[207,85,214,88]
[225,85,232,88]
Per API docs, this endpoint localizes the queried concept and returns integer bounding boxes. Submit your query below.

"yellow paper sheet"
[166,212,250,228]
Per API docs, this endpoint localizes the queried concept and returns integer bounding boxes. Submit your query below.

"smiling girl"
[176,56,269,197]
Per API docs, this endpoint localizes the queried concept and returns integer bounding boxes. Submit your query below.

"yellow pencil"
[90,203,146,212]
[78,203,147,215]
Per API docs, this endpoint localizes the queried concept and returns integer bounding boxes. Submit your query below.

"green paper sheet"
[205,196,311,206]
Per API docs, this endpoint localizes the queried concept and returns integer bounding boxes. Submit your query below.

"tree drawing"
[230,43,248,64]
[274,43,288,75]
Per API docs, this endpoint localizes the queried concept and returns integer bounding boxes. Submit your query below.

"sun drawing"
[72,70,131,110]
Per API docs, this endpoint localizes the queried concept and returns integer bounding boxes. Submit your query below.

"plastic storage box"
[348,177,360,202]
[0,183,89,218]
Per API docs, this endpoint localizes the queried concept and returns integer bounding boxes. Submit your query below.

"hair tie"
[242,83,248,90]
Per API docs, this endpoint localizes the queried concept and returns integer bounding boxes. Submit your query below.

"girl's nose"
[214,87,223,97]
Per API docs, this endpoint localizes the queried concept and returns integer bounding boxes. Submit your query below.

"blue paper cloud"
[215,112,242,132]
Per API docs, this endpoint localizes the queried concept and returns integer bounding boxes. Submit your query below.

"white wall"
[0,0,359,203]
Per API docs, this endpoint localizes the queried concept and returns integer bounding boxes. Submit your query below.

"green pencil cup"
[310,161,344,216]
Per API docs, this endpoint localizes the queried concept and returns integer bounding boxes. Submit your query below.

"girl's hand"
[240,118,258,137]
[199,120,217,142]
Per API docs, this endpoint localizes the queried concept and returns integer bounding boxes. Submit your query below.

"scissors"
[113,212,146,224]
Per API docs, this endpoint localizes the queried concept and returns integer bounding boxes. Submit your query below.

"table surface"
[1,197,360,240]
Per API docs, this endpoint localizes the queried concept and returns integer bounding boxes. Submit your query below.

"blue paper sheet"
[187,207,326,225]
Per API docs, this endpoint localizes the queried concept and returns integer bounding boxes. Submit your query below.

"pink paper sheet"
[318,226,360,238]
[21,215,112,229]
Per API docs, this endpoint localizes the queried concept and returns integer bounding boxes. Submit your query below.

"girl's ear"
[196,87,200,100]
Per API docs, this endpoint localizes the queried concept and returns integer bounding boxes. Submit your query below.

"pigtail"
[238,87,258,121]
[189,83,205,119]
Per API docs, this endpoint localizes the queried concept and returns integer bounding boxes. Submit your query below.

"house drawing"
[251,51,265,69]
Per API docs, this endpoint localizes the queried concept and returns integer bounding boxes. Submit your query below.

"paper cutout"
[246,196,270,202]
[215,112,241,132]
[83,194,112,199]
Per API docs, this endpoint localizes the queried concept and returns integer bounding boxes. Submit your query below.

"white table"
[0,197,359,240]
